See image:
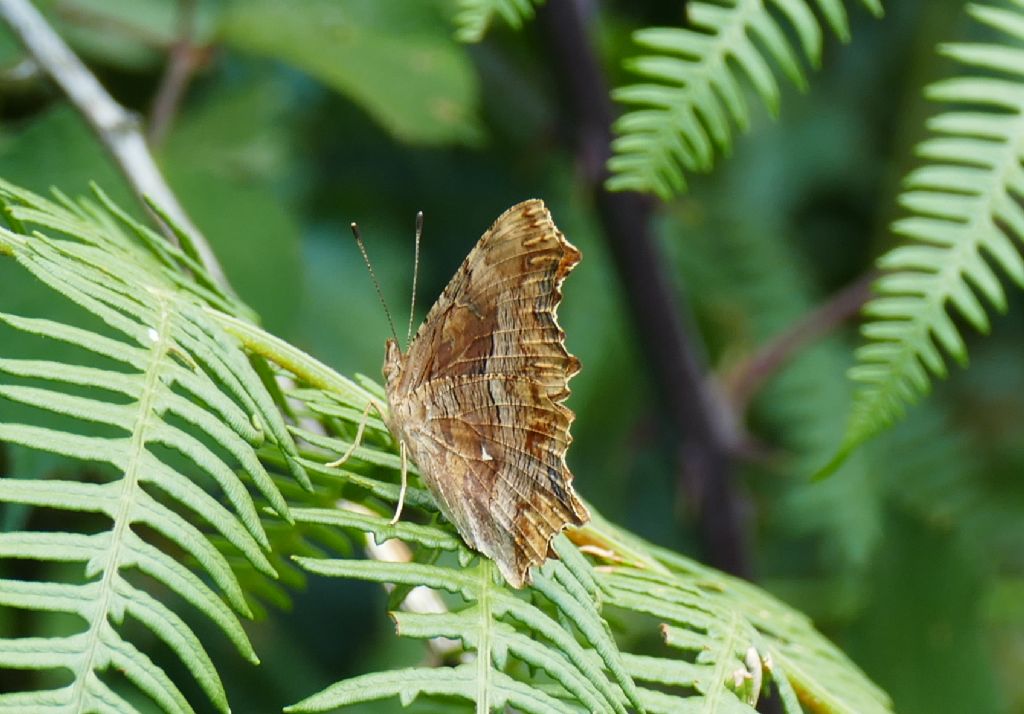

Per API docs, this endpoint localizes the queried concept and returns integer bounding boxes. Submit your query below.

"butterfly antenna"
[350,222,400,344]
[407,210,423,348]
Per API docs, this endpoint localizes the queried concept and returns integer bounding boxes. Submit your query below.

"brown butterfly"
[336,199,589,588]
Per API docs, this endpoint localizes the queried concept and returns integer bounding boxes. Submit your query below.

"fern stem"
[207,307,380,409]
[476,560,493,714]
[566,517,670,575]
[70,296,174,712]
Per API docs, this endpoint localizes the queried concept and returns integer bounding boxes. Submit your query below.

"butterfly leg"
[389,440,409,525]
[326,400,381,468]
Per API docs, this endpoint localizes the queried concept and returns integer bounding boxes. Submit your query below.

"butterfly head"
[383,337,403,388]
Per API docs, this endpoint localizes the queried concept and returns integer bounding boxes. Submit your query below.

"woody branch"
[726,270,877,414]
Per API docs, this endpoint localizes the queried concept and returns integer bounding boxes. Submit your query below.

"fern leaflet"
[453,0,543,42]
[830,1,1024,472]
[608,0,883,198]
[0,181,305,712]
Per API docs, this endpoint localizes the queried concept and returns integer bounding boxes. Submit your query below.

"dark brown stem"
[728,270,878,414]
[148,0,203,147]
[536,0,749,577]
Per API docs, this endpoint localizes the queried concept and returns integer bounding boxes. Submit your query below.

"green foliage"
[832,0,1024,471]
[607,0,883,198]
[665,63,1021,704]
[0,181,306,712]
[220,0,483,145]
[22,1,482,146]
[46,0,219,69]
[453,0,543,42]
[600,529,893,714]
[161,82,305,333]
[842,512,1003,714]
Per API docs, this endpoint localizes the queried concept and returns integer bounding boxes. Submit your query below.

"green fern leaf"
[831,1,1024,472]
[608,0,883,198]
[289,535,643,713]
[604,521,894,714]
[0,181,306,712]
[453,0,543,42]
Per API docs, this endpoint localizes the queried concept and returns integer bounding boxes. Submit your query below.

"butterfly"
[336,199,589,588]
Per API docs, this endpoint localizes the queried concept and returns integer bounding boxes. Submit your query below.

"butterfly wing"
[400,199,582,396]
[387,199,588,587]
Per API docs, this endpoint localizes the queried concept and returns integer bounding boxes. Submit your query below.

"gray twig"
[0,0,230,291]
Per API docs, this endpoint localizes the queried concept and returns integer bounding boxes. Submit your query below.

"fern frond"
[608,0,883,198]
[600,518,893,714]
[285,513,644,712]
[273,383,892,713]
[879,398,1024,556]
[0,181,306,712]
[830,1,1024,471]
[453,0,543,42]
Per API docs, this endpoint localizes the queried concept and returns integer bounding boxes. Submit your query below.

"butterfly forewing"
[399,201,580,390]
[383,199,588,588]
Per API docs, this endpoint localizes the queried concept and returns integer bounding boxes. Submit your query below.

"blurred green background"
[1,1,1022,712]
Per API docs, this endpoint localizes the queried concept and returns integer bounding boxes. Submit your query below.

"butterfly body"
[382,199,589,588]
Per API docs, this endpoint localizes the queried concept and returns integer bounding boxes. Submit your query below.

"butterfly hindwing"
[411,374,585,586]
